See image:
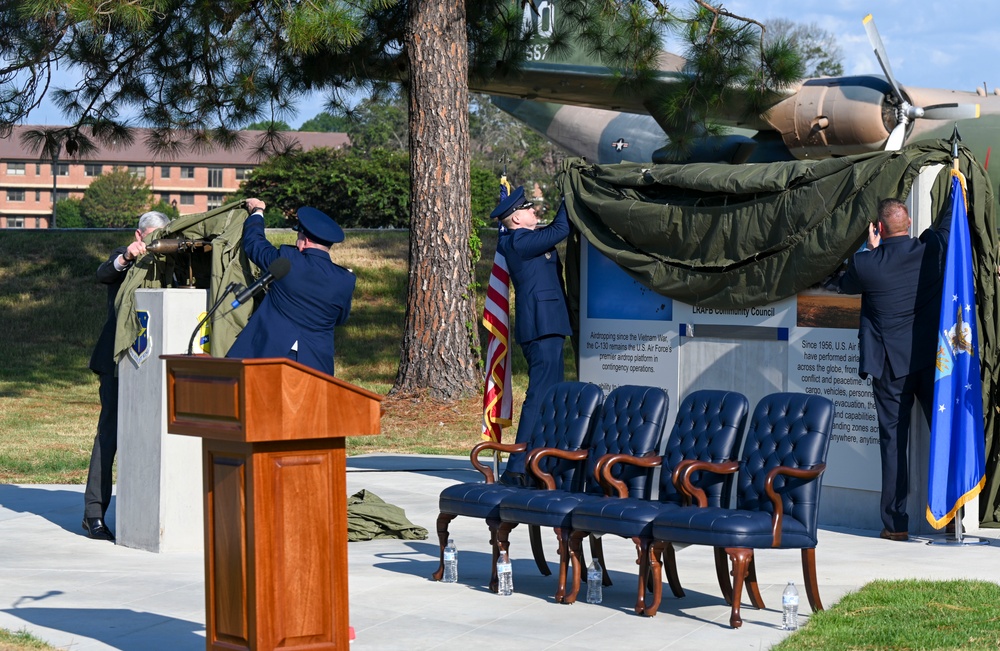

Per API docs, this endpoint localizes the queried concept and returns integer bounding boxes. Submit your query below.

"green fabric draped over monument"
[556,141,1000,526]
[112,201,254,364]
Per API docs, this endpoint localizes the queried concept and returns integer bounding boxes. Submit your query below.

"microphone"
[231,258,291,308]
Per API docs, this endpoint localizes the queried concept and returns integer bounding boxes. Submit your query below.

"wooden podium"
[162,356,382,651]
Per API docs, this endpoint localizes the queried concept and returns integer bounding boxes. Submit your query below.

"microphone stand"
[187,282,242,356]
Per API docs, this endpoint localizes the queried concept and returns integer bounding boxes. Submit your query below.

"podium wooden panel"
[163,356,381,651]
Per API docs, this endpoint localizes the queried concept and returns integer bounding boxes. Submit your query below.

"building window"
[8,217,24,228]
[7,162,26,175]
[35,191,41,201]
[161,166,171,179]
[35,163,42,175]
[207,168,223,188]
[85,164,103,177]
[180,166,196,179]
[7,190,25,202]
[57,163,69,176]
[55,190,70,202]
[235,167,253,181]
[207,193,224,210]
[127,165,146,178]
[179,193,195,205]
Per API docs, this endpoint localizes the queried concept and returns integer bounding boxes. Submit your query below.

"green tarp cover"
[346,489,429,542]
[112,201,256,364]
[556,141,1000,526]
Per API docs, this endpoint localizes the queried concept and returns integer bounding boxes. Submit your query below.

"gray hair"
[137,210,170,231]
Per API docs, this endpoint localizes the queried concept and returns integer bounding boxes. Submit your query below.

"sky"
[724,0,1000,93]
[25,1,1000,128]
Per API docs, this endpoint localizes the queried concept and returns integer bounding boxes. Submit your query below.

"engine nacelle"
[766,76,901,159]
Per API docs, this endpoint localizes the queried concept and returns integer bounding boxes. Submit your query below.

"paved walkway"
[1,454,998,650]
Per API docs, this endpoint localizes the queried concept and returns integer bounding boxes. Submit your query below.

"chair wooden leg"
[565,530,588,604]
[662,541,685,599]
[633,536,651,614]
[529,524,552,576]
[801,548,824,611]
[725,547,753,628]
[714,547,734,606]
[746,554,764,609]
[645,541,666,617]
[589,534,612,586]
[494,521,516,594]
[554,527,572,603]
[432,513,457,581]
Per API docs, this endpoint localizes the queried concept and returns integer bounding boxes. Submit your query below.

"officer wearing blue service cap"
[227,199,355,376]
[494,186,572,479]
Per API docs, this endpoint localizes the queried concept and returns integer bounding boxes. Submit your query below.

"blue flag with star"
[926,170,986,528]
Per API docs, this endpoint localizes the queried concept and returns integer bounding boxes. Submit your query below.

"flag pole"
[951,126,964,544]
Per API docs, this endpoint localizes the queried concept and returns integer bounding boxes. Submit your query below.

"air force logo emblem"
[128,310,152,367]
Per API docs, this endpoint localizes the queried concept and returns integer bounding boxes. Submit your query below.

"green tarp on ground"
[347,489,428,542]
[556,140,1000,526]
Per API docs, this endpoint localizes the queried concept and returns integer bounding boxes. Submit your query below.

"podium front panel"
[204,438,349,651]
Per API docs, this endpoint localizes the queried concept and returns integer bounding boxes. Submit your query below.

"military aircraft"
[471,4,1000,179]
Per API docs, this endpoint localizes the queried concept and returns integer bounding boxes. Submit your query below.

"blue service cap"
[489,186,529,221]
[295,206,344,244]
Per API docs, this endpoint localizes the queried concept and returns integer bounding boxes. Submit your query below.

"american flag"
[482,177,513,442]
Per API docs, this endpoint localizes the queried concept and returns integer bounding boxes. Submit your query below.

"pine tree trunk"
[394,0,481,399]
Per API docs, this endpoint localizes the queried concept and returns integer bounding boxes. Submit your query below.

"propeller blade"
[862,14,905,103]
[885,122,907,151]
[921,103,981,120]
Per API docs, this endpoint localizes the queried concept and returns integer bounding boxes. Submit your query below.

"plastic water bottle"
[442,539,458,583]
[497,550,513,596]
[586,558,603,604]
[781,581,799,630]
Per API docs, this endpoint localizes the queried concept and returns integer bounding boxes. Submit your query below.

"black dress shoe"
[82,517,116,542]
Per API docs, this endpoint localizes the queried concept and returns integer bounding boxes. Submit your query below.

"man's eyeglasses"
[517,201,534,210]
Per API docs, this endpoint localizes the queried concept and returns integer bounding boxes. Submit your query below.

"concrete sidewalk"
[1,454,998,650]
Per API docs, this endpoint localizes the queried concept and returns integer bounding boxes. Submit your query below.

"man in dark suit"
[226,198,355,377]
[840,197,951,541]
[492,187,572,478]
[84,211,171,542]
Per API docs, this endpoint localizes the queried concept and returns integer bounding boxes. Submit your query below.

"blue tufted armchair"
[565,390,749,613]
[648,393,835,628]
[433,381,603,592]
[496,385,669,603]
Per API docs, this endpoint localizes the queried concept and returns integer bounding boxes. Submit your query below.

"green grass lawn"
[0,228,552,483]
[771,579,1000,650]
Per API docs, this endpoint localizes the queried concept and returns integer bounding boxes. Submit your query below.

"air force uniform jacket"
[226,213,355,376]
[498,203,572,345]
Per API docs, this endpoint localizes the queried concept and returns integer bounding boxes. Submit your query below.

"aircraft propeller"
[863,14,979,150]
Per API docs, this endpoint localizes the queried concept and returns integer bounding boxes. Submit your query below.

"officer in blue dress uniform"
[226,199,355,377]
[492,187,572,478]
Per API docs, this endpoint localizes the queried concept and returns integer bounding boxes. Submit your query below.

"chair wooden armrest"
[469,440,527,484]
[764,463,827,546]
[674,460,740,507]
[526,447,588,489]
[595,454,663,497]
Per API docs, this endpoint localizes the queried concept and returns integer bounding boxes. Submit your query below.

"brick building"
[0,126,350,228]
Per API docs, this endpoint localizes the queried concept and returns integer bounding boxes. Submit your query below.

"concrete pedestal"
[116,288,208,552]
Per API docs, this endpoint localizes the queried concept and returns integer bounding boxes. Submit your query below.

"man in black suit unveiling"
[83,210,171,541]
[840,198,951,541]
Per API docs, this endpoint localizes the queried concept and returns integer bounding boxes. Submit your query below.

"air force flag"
[926,170,986,528]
